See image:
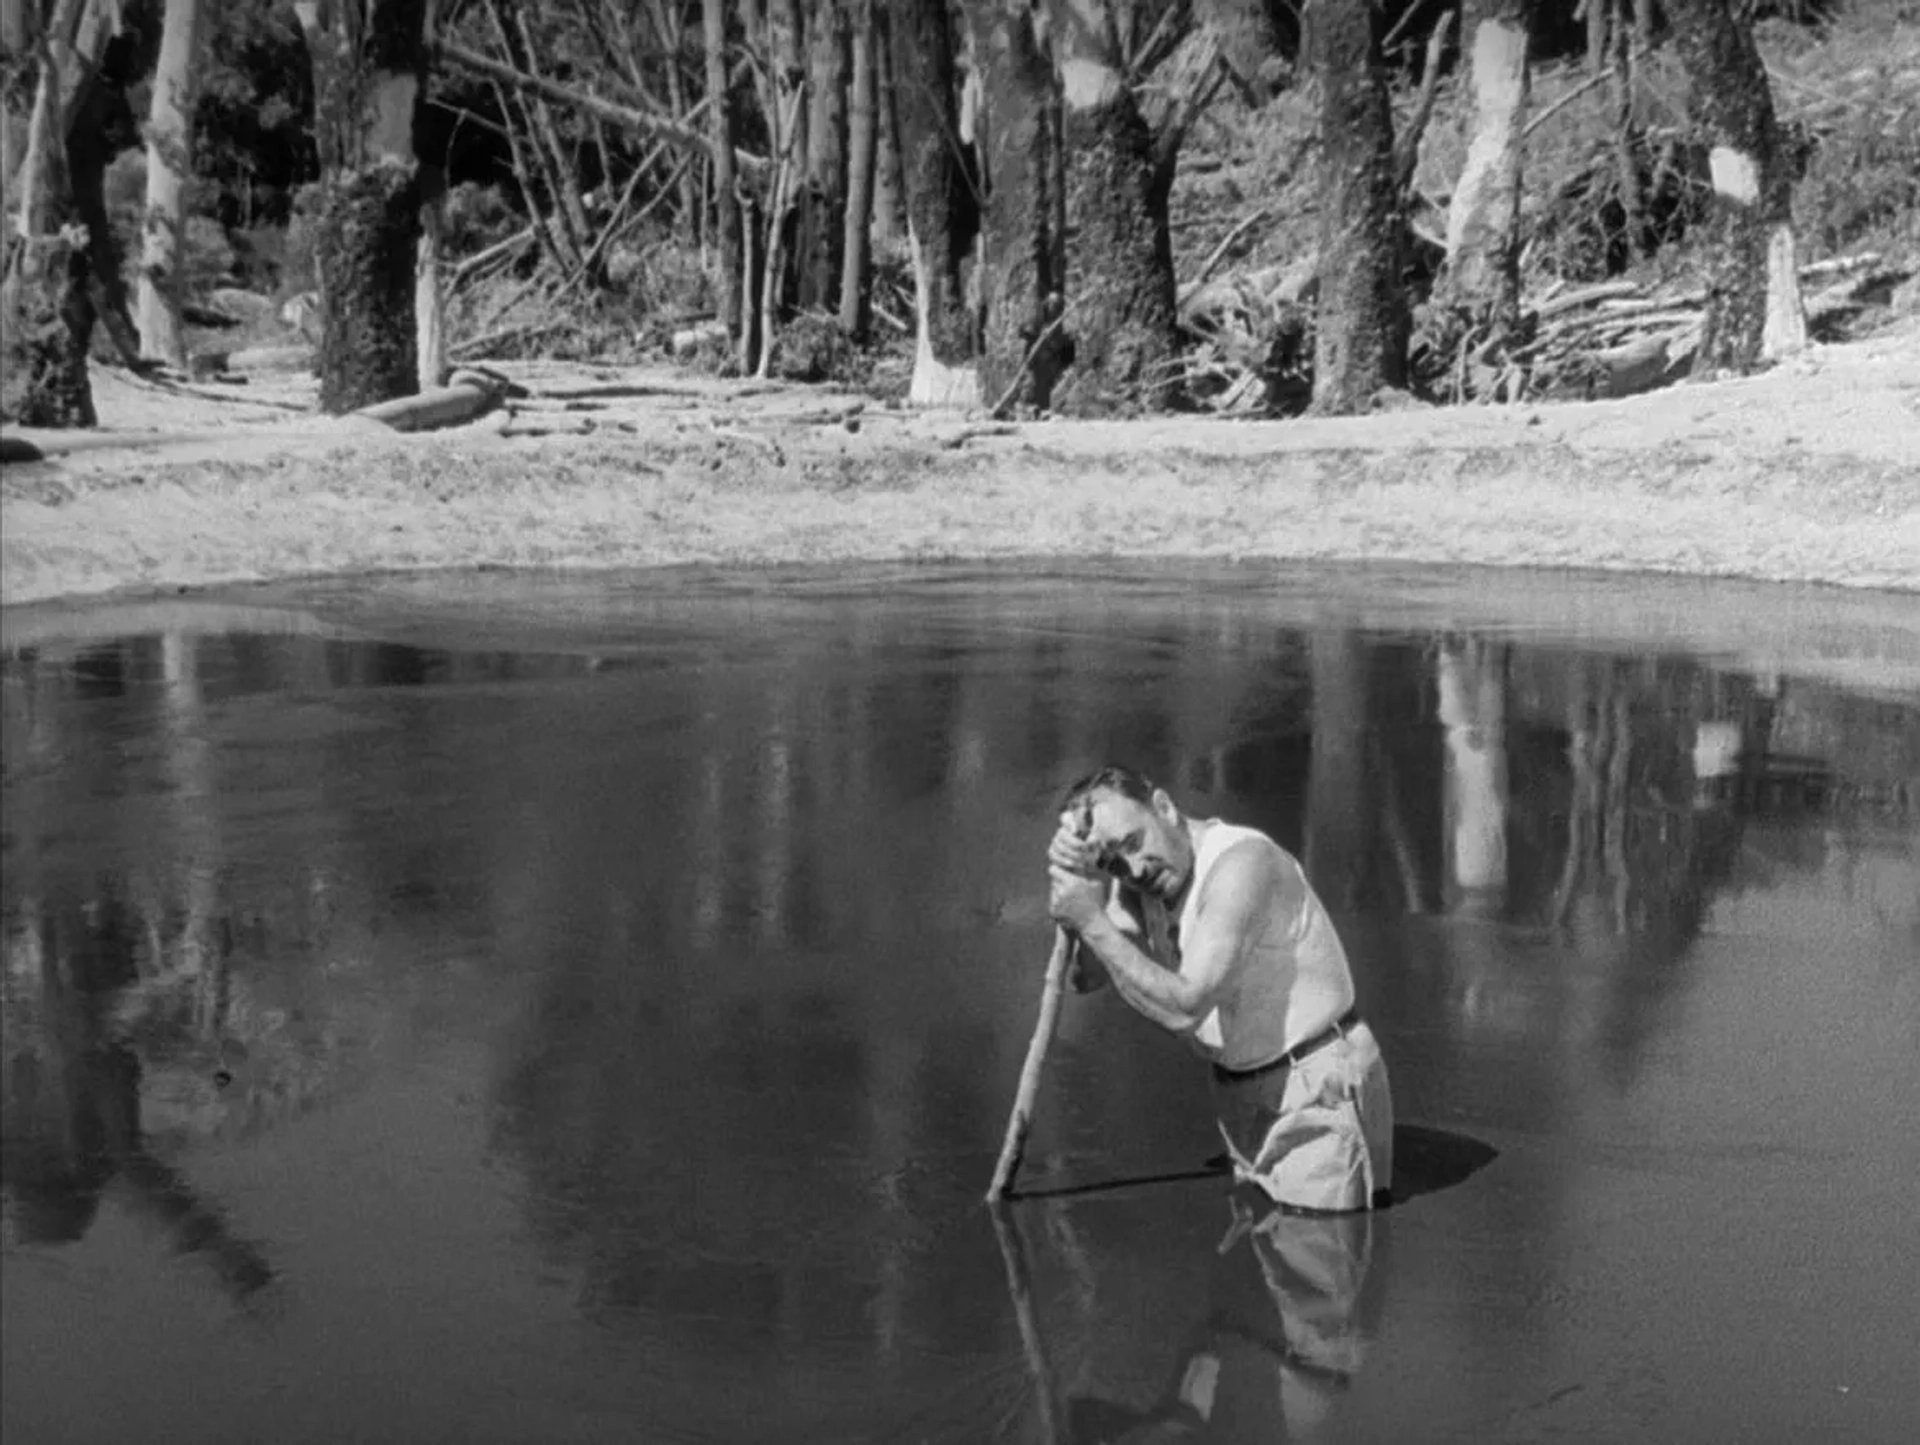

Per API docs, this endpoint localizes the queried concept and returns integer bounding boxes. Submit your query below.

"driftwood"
[354,370,512,433]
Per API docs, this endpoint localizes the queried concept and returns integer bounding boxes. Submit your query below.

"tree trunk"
[766,0,807,315]
[1442,0,1528,325]
[891,0,978,405]
[1608,0,1647,266]
[1667,0,1804,371]
[1048,0,1181,416]
[870,3,906,244]
[799,0,848,312]
[1586,0,1608,75]
[64,0,142,369]
[974,0,1061,413]
[647,0,701,239]
[839,0,876,336]
[1,0,95,427]
[416,159,444,388]
[1308,0,1406,415]
[137,0,202,369]
[299,0,429,414]
[702,0,742,339]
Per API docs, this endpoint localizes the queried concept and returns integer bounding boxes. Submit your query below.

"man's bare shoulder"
[1195,833,1286,906]
[1195,831,1307,923]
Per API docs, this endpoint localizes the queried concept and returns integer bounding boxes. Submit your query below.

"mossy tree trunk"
[1,0,95,427]
[1442,0,1529,328]
[891,0,979,405]
[1047,0,1181,416]
[702,0,742,340]
[137,0,202,370]
[1666,0,1805,372]
[297,0,429,415]
[1308,0,1407,416]
[973,0,1062,413]
[799,0,848,313]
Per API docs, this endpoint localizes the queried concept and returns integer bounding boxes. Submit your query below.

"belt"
[1210,1006,1361,1083]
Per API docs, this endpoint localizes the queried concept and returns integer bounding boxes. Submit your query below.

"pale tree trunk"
[974,0,1061,413]
[839,0,876,336]
[1048,0,1181,416]
[137,0,203,370]
[1,0,95,426]
[416,159,444,388]
[1308,0,1406,415]
[891,0,979,406]
[753,0,807,372]
[298,0,429,414]
[1586,0,1608,75]
[1667,0,1805,370]
[1437,637,1509,918]
[702,0,741,339]
[1442,0,1529,326]
[799,0,848,312]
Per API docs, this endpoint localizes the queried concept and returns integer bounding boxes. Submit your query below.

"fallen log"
[353,371,512,433]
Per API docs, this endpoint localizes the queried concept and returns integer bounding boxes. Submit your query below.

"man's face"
[1080,787,1194,902]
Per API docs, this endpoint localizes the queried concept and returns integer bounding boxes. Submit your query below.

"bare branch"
[436,33,769,184]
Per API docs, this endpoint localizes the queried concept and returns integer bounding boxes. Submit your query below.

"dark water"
[3,564,1917,1444]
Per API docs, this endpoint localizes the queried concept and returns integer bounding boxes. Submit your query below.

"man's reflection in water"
[0,890,274,1303]
[1065,1192,1379,1444]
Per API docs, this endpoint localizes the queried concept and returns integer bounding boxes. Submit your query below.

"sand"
[2,323,1916,609]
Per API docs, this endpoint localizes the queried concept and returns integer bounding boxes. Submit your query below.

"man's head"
[1060,765,1196,903]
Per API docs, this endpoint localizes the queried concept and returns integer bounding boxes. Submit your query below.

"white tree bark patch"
[1708,146,1760,206]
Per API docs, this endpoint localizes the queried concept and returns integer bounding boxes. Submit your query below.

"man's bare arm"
[1066,841,1279,1034]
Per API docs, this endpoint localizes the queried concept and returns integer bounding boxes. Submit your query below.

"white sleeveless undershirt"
[1166,819,1358,1071]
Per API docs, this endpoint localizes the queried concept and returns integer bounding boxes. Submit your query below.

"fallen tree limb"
[354,371,511,433]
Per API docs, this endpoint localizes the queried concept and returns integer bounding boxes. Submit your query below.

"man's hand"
[1049,864,1107,933]
[1048,808,1107,934]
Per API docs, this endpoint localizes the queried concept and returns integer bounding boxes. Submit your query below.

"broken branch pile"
[1511,252,1907,402]
[1177,250,1907,414]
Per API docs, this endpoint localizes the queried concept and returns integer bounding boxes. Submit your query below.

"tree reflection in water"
[1,884,274,1302]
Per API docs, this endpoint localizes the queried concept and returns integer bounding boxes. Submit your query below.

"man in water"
[1046,764,1393,1211]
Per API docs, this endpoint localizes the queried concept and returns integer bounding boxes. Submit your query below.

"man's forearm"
[1074,914,1199,1033]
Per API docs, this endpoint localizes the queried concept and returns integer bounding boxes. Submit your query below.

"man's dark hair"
[1060,764,1159,818]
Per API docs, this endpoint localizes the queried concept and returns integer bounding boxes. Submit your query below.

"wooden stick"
[986,927,1073,1201]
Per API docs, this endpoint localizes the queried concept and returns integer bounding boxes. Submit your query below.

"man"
[1046,764,1393,1211]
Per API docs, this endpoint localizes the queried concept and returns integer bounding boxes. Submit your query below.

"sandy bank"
[2,327,1916,608]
